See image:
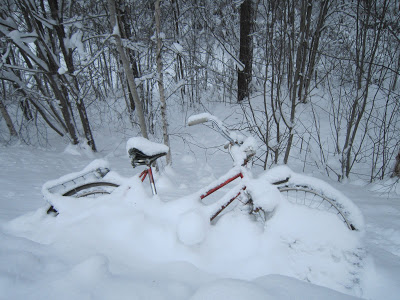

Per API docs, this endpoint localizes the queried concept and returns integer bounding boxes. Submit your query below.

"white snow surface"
[1,105,400,300]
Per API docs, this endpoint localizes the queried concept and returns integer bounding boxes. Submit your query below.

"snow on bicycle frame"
[187,113,362,230]
[42,112,362,231]
[42,159,122,215]
[188,113,271,221]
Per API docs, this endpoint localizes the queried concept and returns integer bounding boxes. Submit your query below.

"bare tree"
[155,0,172,164]
[238,0,254,102]
[0,83,17,138]
[340,0,388,179]
[0,0,81,145]
[107,0,148,139]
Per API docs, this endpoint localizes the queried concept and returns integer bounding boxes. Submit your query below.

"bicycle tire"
[46,181,120,216]
[277,184,357,231]
[63,181,120,197]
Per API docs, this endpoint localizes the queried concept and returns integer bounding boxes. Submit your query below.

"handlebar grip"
[188,116,209,126]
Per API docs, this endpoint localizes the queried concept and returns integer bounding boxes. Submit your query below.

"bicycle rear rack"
[47,167,111,196]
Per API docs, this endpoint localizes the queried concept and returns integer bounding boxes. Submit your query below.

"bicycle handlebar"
[188,113,256,165]
[188,116,209,126]
[188,113,235,144]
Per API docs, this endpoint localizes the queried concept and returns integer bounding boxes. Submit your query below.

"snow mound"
[5,163,367,297]
[177,210,209,245]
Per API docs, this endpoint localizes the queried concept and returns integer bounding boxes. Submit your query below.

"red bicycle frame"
[139,166,158,195]
[139,164,247,221]
[200,171,247,221]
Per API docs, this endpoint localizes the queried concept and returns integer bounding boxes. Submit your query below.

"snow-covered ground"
[1,104,399,299]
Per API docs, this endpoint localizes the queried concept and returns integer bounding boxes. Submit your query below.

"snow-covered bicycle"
[43,113,362,233]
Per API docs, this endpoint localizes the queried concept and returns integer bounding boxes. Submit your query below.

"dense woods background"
[0,0,399,182]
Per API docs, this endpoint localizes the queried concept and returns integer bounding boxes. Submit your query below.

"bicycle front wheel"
[277,184,356,231]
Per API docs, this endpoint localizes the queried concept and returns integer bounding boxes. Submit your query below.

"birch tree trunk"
[155,0,172,164]
[107,0,148,139]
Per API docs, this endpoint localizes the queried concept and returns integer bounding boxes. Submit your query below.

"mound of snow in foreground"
[0,225,360,300]
[2,160,369,299]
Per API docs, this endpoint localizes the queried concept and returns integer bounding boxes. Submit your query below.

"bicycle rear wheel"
[63,181,120,197]
[277,184,356,231]
[46,181,120,216]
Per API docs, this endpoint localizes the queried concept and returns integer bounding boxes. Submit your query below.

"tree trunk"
[296,0,313,103]
[155,0,172,164]
[13,0,80,145]
[237,0,253,102]
[301,0,330,103]
[118,1,141,114]
[392,151,400,178]
[48,0,97,151]
[0,97,18,138]
[341,0,386,178]
[171,0,185,99]
[107,0,148,139]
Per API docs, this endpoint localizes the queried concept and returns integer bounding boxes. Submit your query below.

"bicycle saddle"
[128,147,167,167]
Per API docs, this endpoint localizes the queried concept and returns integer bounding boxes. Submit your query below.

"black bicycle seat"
[128,148,167,167]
